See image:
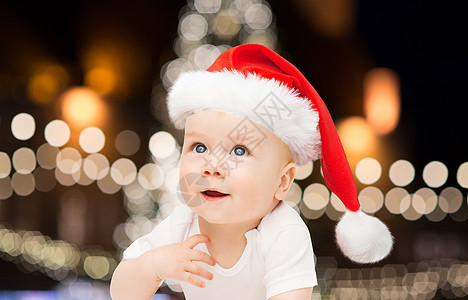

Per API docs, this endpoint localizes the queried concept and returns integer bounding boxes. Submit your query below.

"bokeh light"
[456,162,468,188]
[303,183,329,210]
[83,256,110,280]
[84,67,117,96]
[412,188,438,215]
[137,163,164,190]
[44,120,70,147]
[330,193,346,212]
[337,117,376,157]
[213,10,241,39]
[79,127,105,153]
[295,160,313,180]
[385,187,411,214]
[364,68,400,135]
[402,200,423,221]
[11,172,35,196]
[389,159,415,187]
[439,187,463,214]
[358,187,384,214]
[60,87,105,129]
[115,130,140,156]
[179,13,208,41]
[97,173,121,194]
[55,168,77,186]
[191,44,221,70]
[422,161,448,188]
[12,148,36,174]
[110,158,137,186]
[194,0,222,14]
[36,144,60,170]
[244,3,272,30]
[83,153,109,180]
[355,157,382,185]
[0,177,13,200]
[284,182,302,205]
[27,64,68,105]
[11,113,36,141]
[149,131,177,160]
[56,147,82,175]
[0,152,11,179]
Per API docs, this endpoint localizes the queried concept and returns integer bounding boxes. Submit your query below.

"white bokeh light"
[0,177,13,199]
[303,183,329,210]
[358,187,384,214]
[412,188,438,215]
[44,120,70,147]
[422,161,448,188]
[439,187,463,214]
[137,163,164,190]
[98,173,121,194]
[110,158,137,186]
[11,172,35,196]
[456,162,468,188]
[79,127,105,154]
[244,3,272,30]
[149,131,177,160]
[355,157,382,185]
[295,161,314,180]
[36,144,59,169]
[56,147,82,175]
[284,182,302,205]
[179,13,208,41]
[385,187,411,214]
[83,153,109,180]
[11,113,36,141]
[12,148,36,174]
[0,152,11,179]
[330,193,346,212]
[389,159,415,187]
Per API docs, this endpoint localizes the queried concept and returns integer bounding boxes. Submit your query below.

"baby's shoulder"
[257,201,308,237]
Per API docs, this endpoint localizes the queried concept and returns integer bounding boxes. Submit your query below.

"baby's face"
[178,110,294,225]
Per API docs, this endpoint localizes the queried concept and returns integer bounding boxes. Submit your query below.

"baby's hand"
[146,234,216,288]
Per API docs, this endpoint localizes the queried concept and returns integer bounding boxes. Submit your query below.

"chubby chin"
[181,191,206,208]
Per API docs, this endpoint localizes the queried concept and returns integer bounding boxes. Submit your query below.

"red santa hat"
[167,44,393,263]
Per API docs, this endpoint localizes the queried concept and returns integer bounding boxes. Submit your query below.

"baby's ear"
[274,162,296,200]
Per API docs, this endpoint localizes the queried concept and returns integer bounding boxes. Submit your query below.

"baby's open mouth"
[202,190,229,197]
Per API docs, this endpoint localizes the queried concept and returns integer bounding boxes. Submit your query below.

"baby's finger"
[190,249,216,266]
[183,234,210,249]
[183,271,207,288]
[186,263,214,281]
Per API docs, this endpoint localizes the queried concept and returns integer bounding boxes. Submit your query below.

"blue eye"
[231,146,248,156]
[193,144,207,153]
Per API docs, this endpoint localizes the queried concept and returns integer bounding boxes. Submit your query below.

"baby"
[110,44,393,300]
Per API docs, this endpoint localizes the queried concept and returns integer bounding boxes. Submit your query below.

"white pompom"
[335,210,393,263]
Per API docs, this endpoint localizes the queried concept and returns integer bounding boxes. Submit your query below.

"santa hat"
[167,44,393,263]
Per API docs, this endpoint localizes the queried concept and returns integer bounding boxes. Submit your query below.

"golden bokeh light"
[84,67,117,96]
[27,64,68,105]
[60,87,105,129]
[364,68,400,135]
[337,117,377,159]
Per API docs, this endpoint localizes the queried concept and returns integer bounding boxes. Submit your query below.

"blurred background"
[0,0,467,299]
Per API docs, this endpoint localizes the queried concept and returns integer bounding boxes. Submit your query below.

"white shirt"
[124,201,318,299]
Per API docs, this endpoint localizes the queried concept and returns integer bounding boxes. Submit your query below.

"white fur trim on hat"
[167,70,321,165]
[335,210,394,263]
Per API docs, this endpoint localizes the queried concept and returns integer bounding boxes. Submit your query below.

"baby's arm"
[268,287,313,300]
[110,234,216,300]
